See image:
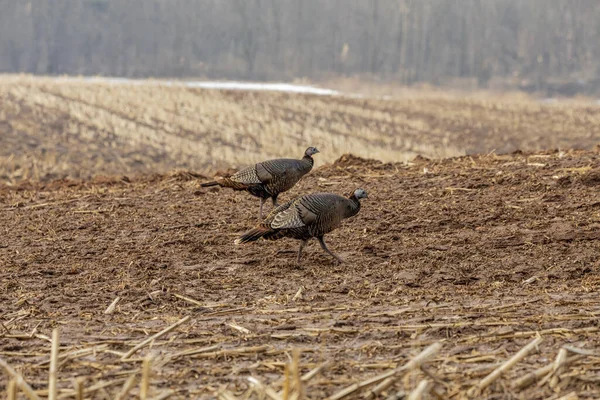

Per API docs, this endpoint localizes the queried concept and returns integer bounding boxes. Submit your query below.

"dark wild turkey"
[201,147,319,219]
[235,188,368,264]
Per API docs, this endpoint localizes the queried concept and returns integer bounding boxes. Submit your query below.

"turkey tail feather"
[235,226,272,245]
[201,177,249,190]
[200,181,219,187]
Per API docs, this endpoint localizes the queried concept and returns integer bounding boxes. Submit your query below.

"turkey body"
[235,189,368,264]
[237,157,314,200]
[201,147,318,219]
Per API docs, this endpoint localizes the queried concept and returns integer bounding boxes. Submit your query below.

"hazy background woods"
[2,0,600,96]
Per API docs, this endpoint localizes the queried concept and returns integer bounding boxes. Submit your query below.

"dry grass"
[1,74,599,183]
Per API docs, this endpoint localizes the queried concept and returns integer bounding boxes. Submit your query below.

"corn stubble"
[1,75,599,184]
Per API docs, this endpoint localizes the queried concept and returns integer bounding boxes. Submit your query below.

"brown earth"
[1,150,600,399]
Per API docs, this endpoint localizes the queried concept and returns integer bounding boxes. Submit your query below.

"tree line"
[1,0,600,95]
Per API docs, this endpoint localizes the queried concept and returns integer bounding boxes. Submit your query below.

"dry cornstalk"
[121,315,190,360]
[407,380,431,400]
[292,348,303,399]
[150,389,175,400]
[190,345,270,358]
[56,378,127,400]
[173,293,206,308]
[385,390,406,400]
[561,345,600,356]
[365,377,395,399]
[512,355,582,390]
[140,355,153,400]
[217,390,241,400]
[7,379,17,400]
[328,342,442,400]
[555,392,578,400]
[537,348,568,388]
[447,326,599,347]
[48,329,60,400]
[420,366,447,388]
[73,378,84,400]
[171,343,221,359]
[292,286,304,301]
[226,322,251,334]
[247,377,282,400]
[115,374,137,400]
[104,296,120,314]
[37,344,109,366]
[473,336,542,394]
[205,307,253,317]
[301,360,330,382]
[283,363,290,400]
[0,357,40,400]
[362,342,442,399]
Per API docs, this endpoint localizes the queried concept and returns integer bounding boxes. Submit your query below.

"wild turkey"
[235,188,368,264]
[201,147,319,219]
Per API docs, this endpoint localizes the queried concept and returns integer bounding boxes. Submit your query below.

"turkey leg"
[317,236,344,263]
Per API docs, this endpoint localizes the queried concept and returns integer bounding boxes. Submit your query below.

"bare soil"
[1,150,600,399]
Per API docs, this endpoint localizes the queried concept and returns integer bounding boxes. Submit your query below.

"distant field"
[1,75,600,182]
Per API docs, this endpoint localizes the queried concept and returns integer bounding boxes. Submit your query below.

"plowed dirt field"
[1,150,600,399]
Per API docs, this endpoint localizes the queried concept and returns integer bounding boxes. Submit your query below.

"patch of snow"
[184,81,339,95]
[51,76,339,96]
[540,98,558,104]
[539,96,600,106]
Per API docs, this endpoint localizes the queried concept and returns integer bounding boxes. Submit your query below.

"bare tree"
[1,0,600,95]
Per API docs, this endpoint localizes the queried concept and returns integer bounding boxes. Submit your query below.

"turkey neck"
[344,195,361,218]
[301,154,315,171]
